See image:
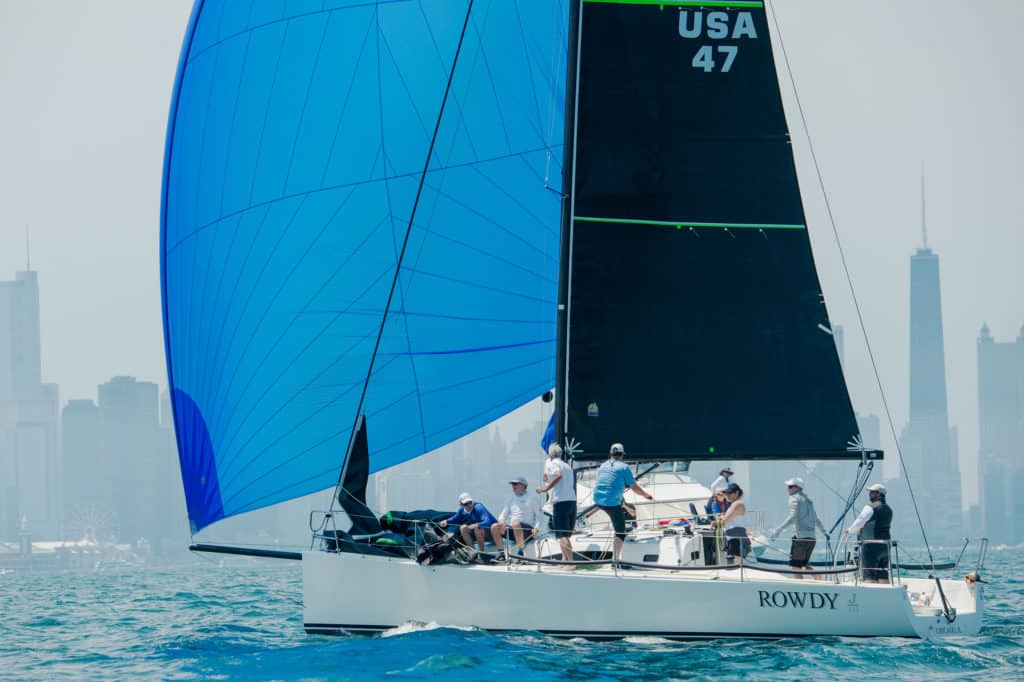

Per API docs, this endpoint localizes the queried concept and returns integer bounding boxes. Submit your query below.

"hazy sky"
[1,1,1021,508]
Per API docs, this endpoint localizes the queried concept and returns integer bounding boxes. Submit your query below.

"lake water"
[2,546,1021,680]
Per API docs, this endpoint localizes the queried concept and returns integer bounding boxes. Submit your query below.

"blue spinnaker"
[161,0,567,532]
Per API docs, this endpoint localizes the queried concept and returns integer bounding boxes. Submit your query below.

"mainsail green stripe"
[583,0,764,8]
[574,216,805,230]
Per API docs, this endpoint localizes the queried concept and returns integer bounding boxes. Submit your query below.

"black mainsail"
[558,1,875,462]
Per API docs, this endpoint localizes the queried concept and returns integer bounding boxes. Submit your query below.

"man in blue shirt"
[440,492,497,553]
[593,443,653,561]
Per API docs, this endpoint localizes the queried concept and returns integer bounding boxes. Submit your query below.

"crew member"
[844,483,893,584]
[593,443,653,562]
[537,443,577,567]
[768,477,827,580]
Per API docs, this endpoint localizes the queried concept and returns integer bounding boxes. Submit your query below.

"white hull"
[303,551,982,639]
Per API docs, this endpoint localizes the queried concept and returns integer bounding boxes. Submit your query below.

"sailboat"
[161,0,984,638]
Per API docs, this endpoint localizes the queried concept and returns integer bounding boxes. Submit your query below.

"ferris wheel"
[64,503,120,545]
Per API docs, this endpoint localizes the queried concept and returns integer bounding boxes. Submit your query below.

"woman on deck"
[716,483,750,565]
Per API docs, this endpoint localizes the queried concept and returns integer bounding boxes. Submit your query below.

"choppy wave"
[1,549,1021,680]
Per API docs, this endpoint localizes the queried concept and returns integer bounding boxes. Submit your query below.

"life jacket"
[860,502,892,540]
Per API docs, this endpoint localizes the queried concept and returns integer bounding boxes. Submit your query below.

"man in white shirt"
[490,476,542,556]
[537,443,577,566]
[705,465,734,514]
[709,465,734,493]
[844,483,893,583]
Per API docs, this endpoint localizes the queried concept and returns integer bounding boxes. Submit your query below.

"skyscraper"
[977,324,1024,544]
[97,376,163,545]
[0,269,60,540]
[896,184,961,543]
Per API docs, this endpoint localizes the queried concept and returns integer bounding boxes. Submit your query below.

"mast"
[555,0,583,455]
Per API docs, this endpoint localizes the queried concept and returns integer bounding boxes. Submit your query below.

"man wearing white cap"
[593,443,653,561]
[768,477,827,579]
[440,492,497,553]
[537,443,577,566]
[844,483,893,584]
[491,476,542,556]
[705,464,735,514]
[708,465,734,494]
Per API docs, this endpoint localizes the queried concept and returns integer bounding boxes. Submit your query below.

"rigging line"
[767,2,937,570]
[827,460,872,537]
[330,0,478,506]
[798,461,848,503]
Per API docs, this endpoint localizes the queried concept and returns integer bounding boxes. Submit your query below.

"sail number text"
[679,9,758,74]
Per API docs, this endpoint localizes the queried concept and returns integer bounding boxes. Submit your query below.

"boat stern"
[904,575,984,638]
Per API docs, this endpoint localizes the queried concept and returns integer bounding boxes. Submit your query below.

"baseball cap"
[508,476,528,486]
[458,492,473,504]
[610,443,625,455]
[867,483,887,495]
[785,477,804,488]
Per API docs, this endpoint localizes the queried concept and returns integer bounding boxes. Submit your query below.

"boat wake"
[381,621,477,638]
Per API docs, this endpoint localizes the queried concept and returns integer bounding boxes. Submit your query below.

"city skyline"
[0,251,1018,548]
[1,1,1021,532]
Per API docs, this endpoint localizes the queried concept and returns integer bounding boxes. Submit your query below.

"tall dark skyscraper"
[896,182,962,543]
[977,324,1024,544]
